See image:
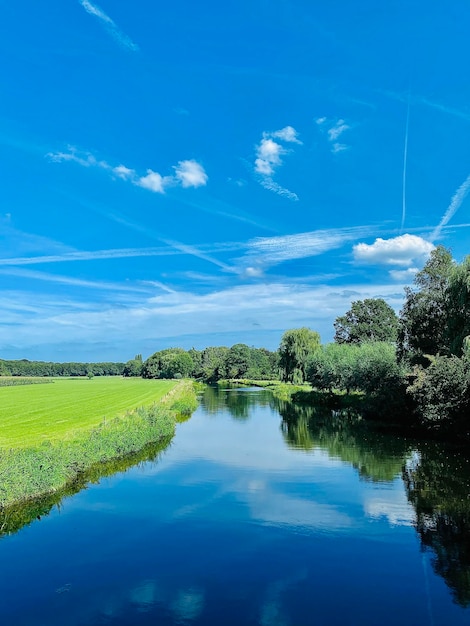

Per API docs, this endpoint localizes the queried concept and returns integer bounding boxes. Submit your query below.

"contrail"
[430,173,470,242]
[79,0,139,51]
[401,90,411,233]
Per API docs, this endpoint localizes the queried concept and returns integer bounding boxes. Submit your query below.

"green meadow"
[0,377,177,449]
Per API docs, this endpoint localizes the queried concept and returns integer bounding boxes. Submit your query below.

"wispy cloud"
[380,89,470,123]
[353,234,434,267]
[79,0,139,51]
[253,126,301,200]
[430,173,470,242]
[47,147,208,194]
[0,218,73,257]
[0,246,181,266]
[259,178,298,201]
[316,117,350,153]
[0,281,407,359]
[237,226,373,275]
[0,268,151,292]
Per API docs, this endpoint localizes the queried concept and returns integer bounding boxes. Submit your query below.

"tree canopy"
[398,246,455,361]
[334,298,398,345]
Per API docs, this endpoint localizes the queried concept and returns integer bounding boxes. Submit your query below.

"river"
[1,385,470,625]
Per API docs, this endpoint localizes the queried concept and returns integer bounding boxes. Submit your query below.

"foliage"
[334,298,398,344]
[407,355,470,432]
[398,246,455,362]
[307,342,404,394]
[279,327,321,384]
[446,255,470,357]
[142,348,194,379]
[123,354,143,377]
[0,358,125,377]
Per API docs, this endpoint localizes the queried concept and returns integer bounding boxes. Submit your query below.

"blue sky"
[1,0,470,361]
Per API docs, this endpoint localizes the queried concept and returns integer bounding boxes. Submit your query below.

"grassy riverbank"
[0,379,197,508]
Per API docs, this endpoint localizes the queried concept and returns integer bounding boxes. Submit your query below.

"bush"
[407,356,470,433]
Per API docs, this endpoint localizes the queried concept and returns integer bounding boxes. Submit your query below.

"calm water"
[1,386,470,625]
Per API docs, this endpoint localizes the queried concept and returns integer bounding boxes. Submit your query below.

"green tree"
[446,255,470,356]
[279,327,321,384]
[398,246,454,362]
[142,348,193,379]
[123,354,143,377]
[334,298,398,344]
[200,346,229,381]
[225,343,251,379]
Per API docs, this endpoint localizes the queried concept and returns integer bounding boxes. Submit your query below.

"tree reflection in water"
[403,444,470,607]
[275,394,470,607]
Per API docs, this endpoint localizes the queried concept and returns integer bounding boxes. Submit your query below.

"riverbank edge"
[0,380,198,510]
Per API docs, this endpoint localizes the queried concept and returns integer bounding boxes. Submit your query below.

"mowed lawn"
[0,377,178,449]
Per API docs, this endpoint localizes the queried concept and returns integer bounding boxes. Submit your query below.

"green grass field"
[0,377,178,449]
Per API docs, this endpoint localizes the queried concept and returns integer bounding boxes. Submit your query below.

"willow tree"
[278,327,321,384]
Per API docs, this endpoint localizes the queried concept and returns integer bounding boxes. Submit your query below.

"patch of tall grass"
[0,377,54,387]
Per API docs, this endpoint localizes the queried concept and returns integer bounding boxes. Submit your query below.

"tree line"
[0,360,125,377]
[126,345,279,382]
[276,246,470,435]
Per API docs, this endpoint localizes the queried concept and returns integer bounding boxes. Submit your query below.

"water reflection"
[273,394,470,608]
[200,384,273,420]
[275,397,411,482]
[2,387,470,623]
[403,444,470,607]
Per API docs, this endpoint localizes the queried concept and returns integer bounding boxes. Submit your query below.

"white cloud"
[0,268,150,292]
[353,234,434,267]
[316,117,351,153]
[255,138,284,175]
[260,178,299,201]
[0,246,182,266]
[47,148,208,194]
[327,119,350,141]
[79,0,139,51]
[270,125,302,144]
[389,267,419,282]
[173,160,208,188]
[242,226,373,269]
[137,170,168,193]
[430,173,470,242]
[253,127,300,200]
[331,142,348,154]
[112,164,135,180]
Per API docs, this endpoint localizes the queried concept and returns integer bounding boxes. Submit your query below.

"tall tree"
[279,327,321,384]
[446,255,470,356]
[334,298,398,344]
[398,246,455,362]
